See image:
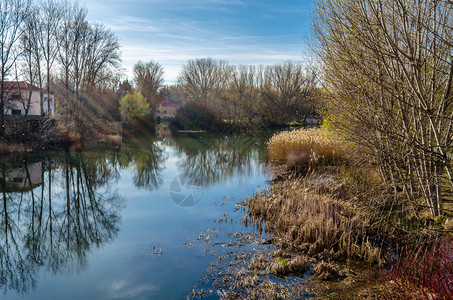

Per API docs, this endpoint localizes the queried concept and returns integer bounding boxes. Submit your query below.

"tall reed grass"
[245,177,382,264]
[267,128,344,164]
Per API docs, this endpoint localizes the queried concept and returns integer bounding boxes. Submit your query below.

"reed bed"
[267,128,344,164]
[244,126,453,297]
[245,177,382,264]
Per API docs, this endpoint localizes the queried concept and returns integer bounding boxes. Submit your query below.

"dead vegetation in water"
[187,249,314,300]
[245,175,383,265]
[312,260,344,281]
[189,128,430,299]
[244,128,452,298]
[186,218,318,300]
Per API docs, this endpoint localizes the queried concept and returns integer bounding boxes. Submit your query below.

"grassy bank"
[245,128,453,298]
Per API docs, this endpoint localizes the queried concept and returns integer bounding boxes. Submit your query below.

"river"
[0,131,280,299]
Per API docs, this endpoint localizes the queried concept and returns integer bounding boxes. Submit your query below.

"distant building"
[1,81,55,116]
[1,81,56,135]
[155,101,181,120]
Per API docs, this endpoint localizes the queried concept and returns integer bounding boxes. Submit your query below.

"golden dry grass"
[245,177,382,264]
[267,128,344,164]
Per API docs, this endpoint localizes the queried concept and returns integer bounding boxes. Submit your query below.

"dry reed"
[267,128,344,164]
[245,177,382,264]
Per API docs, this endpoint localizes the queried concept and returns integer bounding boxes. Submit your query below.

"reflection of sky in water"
[2,134,270,300]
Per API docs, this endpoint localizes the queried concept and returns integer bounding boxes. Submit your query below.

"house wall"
[156,104,180,119]
[4,90,41,116]
[155,123,172,139]
[43,93,56,115]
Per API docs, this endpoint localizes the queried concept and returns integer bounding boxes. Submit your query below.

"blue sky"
[83,0,314,84]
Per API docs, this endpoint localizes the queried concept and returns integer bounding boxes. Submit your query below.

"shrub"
[378,238,453,299]
[119,92,150,121]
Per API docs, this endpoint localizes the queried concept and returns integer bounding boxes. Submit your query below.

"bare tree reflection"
[0,163,37,294]
[0,152,124,295]
[118,135,165,191]
[169,132,271,187]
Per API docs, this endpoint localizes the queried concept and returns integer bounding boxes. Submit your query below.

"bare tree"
[133,60,164,109]
[260,61,317,125]
[227,65,262,122]
[313,0,453,217]
[178,58,232,111]
[69,10,89,104]
[20,8,42,115]
[36,0,63,114]
[84,23,121,88]
[0,0,30,136]
[55,2,120,127]
[56,1,74,118]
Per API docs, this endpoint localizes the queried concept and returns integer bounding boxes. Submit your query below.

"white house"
[2,81,55,116]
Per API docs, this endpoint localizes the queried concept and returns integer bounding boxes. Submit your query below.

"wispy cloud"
[120,38,310,83]
[84,0,314,84]
[106,279,159,300]
[103,16,161,33]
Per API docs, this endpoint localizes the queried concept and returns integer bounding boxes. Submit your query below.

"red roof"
[1,81,41,91]
[161,102,181,107]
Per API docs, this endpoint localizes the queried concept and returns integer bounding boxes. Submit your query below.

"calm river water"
[0,131,276,299]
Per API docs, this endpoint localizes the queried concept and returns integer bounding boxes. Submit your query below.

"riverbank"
[0,120,124,155]
[242,128,453,298]
[0,134,72,154]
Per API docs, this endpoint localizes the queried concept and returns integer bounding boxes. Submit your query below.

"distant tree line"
[0,0,121,137]
[120,58,320,130]
[178,58,320,127]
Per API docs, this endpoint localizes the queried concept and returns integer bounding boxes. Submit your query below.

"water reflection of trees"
[0,152,124,295]
[117,135,166,191]
[168,132,271,187]
[0,132,269,294]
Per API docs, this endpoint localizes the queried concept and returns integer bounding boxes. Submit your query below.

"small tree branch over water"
[313,0,453,217]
